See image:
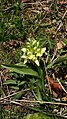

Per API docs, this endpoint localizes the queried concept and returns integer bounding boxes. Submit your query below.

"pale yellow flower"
[21,48,26,53]
[41,47,46,54]
[35,59,39,66]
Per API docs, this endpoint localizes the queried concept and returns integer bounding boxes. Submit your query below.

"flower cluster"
[21,38,46,66]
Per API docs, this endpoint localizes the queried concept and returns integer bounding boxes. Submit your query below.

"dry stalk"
[56,78,67,94]
[12,99,67,106]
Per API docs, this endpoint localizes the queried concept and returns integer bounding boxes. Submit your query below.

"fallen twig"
[56,78,67,94]
[2,99,67,106]
[15,99,67,106]
[10,100,22,106]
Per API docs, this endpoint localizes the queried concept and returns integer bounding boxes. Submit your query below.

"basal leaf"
[18,81,25,86]
[10,86,19,90]
[1,64,39,77]
[4,80,17,85]
[23,113,63,119]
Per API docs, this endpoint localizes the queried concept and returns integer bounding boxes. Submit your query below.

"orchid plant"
[2,38,47,101]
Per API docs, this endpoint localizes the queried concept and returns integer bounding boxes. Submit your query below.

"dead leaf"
[62,97,67,101]
[57,41,63,50]
[8,40,21,48]
[45,75,62,97]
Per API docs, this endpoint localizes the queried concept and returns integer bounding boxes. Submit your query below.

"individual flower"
[41,47,46,54]
[34,58,39,66]
[21,48,26,53]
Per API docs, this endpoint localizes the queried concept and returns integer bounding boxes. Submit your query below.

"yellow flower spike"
[21,38,46,66]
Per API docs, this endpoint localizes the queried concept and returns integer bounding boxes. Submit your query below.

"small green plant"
[2,38,67,101]
[23,113,65,119]
[1,38,47,100]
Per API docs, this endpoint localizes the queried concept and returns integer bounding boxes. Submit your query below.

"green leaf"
[18,81,25,86]
[23,113,63,119]
[48,39,55,49]
[37,88,42,101]
[10,86,19,90]
[62,39,67,45]
[1,64,39,77]
[16,62,26,66]
[53,56,67,64]
[0,88,5,96]
[46,62,54,70]
[46,56,67,69]
[4,80,17,85]
[13,90,24,99]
